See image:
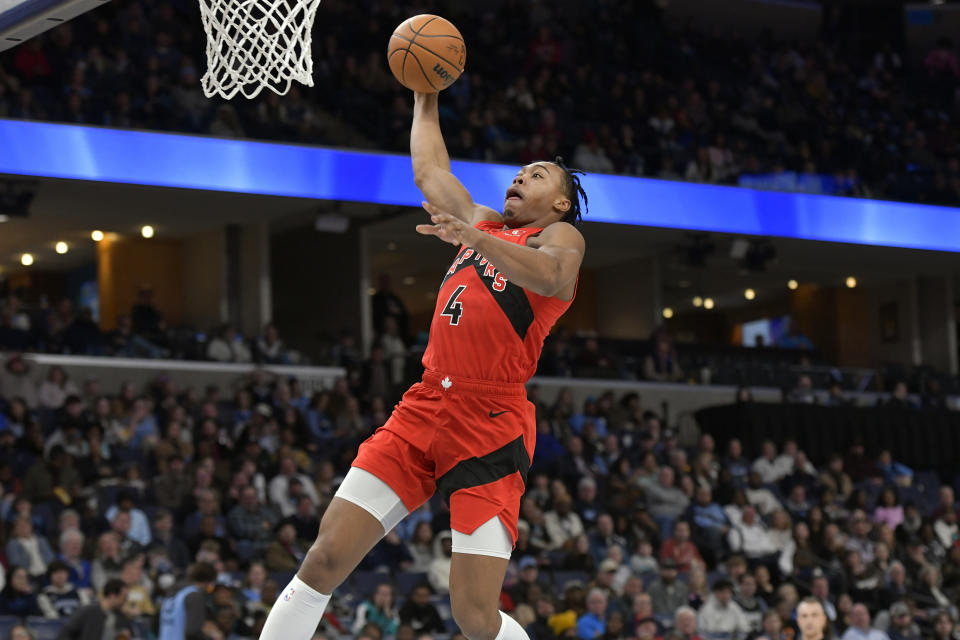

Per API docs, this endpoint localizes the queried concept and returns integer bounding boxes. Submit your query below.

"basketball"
[387,14,466,93]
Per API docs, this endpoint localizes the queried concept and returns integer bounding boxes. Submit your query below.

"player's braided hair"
[553,156,589,227]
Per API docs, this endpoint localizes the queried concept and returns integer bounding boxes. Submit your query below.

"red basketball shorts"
[351,369,536,545]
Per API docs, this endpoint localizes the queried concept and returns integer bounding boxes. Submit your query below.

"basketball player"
[259,91,587,640]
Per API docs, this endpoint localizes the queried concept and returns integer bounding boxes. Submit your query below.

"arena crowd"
[0,1,958,205]
[0,348,956,639]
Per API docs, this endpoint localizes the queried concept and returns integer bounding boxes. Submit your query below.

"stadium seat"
[0,616,20,638]
[25,617,64,640]
[396,571,428,593]
[351,570,390,598]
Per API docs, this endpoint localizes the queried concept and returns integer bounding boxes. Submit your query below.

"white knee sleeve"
[335,467,410,533]
[451,516,513,559]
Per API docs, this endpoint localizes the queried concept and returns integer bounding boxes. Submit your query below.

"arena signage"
[2,118,959,252]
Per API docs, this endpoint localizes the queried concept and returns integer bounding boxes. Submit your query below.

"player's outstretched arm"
[418,202,584,299]
[411,92,499,226]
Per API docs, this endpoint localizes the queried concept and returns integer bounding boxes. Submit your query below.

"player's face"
[503,162,569,226]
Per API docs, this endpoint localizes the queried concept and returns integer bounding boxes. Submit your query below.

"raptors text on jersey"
[421,220,575,383]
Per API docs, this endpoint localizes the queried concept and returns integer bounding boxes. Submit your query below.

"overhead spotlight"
[91,230,104,242]
[141,225,155,238]
[662,307,674,319]
[704,298,715,309]
[386,241,397,251]
[745,288,756,300]
[0,215,9,223]
[846,276,857,288]
[55,242,68,254]
[693,296,703,307]
[788,279,799,290]
[20,253,33,266]
[402,276,416,286]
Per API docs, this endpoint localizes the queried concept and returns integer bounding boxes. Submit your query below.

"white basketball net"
[198,0,322,99]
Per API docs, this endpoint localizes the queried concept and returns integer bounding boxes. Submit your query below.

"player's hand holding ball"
[387,14,466,93]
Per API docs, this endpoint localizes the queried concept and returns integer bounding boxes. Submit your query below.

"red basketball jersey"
[421,220,575,383]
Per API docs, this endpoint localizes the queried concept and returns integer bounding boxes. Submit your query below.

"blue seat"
[351,570,390,598]
[26,617,64,640]
[396,571,428,594]
[551,570,588,589]
[0,616,20,638]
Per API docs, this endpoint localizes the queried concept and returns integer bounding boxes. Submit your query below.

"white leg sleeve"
[334,467,410,533]
[494,610,530,640]
[451,516,514,560]
[259,575,331,640]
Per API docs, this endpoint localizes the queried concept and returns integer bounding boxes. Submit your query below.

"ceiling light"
[693,296,703,307]
[745,288,756,300]
[55,242,68,254]
[662,307,674,319]
[402,276,416,286]
[704,298,715,309]
[141,225,155,239]
[91,230,104,242]
[846,276,857,288]
[20,253,33,266]
[0,215,8,223]
[787,279,798,290]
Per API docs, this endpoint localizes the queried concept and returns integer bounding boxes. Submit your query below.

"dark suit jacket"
[57,604,131,640]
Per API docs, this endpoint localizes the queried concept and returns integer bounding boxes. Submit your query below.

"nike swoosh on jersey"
[489,410,510,418]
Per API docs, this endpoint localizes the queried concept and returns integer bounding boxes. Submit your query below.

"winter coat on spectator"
[38,580,89,618]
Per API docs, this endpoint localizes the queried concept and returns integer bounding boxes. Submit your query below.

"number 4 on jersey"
[441,285,467,325]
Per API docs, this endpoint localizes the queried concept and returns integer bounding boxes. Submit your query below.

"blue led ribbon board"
[1,118,959,252]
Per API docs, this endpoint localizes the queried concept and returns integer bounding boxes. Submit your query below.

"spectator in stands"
[841,604,888,640]
[912,566,954,615]
[0,354,37,408]
[228,485,278,561]
[643,329,683,382]
[352,583,400,637]
[372,275,409,341]
[398,583,445,634]
[57,529,91,590]
[90,532,123,594]
[728,506,778,563]
[744,472,780,517]
[588,514,627,566]
[37,559,89,619]
[884,601,920,640]
[108,315,166,359]
[577,588,608,640]
[545,494,585,550]
[876,451,913,487]
[0,566,40,616]
[736,572,765,631]
[156,563,216,639]
[797,598,829,640]
[118,553,155,620]
[56,577,128,640]
[264,522,307,573]
[37,366,79,409]
[268,456,320,518]
[427,531,453,594]
[130,286,163,342]
[105,489,152,547]
[648,558,686,615]
[692,485,730,552]
[646,466,689,536]
[659,521,703,573]
[752,442,784,485]
[674,606,701,640]
[698,579,750,636]
[256,322,291,364]
[787,375,817,404]
[207,324,253,363]
[150,508,190,571]
[930,611,960,640]
[5,517,54,578]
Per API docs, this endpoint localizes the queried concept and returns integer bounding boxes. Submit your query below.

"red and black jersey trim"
[436,435,530,503]
[437,248,536,342]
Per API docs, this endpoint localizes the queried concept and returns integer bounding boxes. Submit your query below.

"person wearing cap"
[648,558,687,617]
[509,557,540,606]
[577,588,608,640]
[697,579,750,636]
[840,604,888,640]
[881,602,919,640]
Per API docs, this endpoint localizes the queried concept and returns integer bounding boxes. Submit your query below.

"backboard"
[0,0,109,52]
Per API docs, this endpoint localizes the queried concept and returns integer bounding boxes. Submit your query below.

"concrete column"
[917,274,958,375]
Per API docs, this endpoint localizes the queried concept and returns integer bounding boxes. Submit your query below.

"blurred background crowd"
[0,353,956,639]
[1,1,959,205]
